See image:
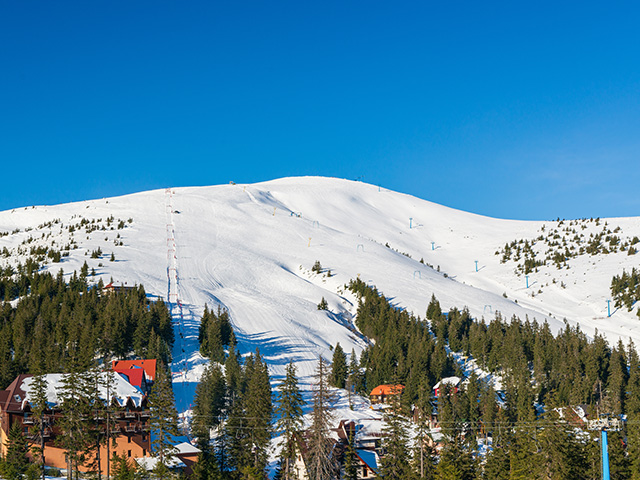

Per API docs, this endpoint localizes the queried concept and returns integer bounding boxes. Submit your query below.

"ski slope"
[1,176,639,414]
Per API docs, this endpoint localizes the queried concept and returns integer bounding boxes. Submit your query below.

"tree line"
[0,265,174,390]
[347,278,640,479]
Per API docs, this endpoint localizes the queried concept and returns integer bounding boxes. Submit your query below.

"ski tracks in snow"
[164,189,194,411]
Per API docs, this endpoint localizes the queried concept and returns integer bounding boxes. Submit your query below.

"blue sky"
[1,1,638,220]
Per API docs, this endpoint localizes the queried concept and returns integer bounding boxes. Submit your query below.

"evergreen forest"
[0,262,174,389]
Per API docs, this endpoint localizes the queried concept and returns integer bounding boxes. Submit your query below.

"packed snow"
[1,176,639,418]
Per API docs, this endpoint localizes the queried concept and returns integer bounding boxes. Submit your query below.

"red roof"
[370,384,404,396]
[112,359,157,382]
[114,368,146,389]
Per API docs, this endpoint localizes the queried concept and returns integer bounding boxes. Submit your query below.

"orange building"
[369,384,404,405]
[0,372,151,474]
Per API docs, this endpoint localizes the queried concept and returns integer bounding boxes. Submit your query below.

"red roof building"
[112,359,157,382]
[114,368,149,393]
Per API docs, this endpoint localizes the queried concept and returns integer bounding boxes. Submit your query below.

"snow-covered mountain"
[1,176,639,413]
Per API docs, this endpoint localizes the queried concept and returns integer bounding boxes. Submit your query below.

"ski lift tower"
[588,414,623,480]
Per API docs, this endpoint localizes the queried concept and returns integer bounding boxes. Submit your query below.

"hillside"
[1,176,639,412]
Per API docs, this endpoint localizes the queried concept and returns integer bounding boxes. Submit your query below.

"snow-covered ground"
[1,176,639,417]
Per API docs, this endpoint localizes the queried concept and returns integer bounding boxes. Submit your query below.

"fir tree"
[483,445,510,480]
[148,365,179,478]
[342,428,359,480]
[28,373,49,480]
[413,380,436,479]
[192,363,226,450]
[110,452,137,480]
[435,438,476,480]
[5,421,30,478]
[330,342,347,389]
[275,362,304,480]
[379,384,415,480]
[243,350,273,475]
[346,349,363,406]
[317,297,328,310]
[306,356,338,480]
[56,368,95,480]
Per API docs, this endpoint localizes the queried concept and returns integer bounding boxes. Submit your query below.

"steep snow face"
[1,176,639,412]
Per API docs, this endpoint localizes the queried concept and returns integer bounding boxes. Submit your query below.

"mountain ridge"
[1,176,639,412]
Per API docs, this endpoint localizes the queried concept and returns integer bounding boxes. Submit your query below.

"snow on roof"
[136,456,186,470]
[113,368,146,388]
[355,418,385,439]
[433,376,461,390]
[174,442,200,455]
[20,372,145,409]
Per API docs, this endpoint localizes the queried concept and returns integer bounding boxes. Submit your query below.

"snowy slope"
[1,176,639,413]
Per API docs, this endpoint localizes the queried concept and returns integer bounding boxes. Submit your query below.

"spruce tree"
[435,438,476,480]
[379,386,415,480]
[110,452,137,480]
[307,356,337,480]
[483,444,510,480]
[148,365,179,478]
[192,363,226,450]
[56,368,95,480]
[275,362,304,480]
[5,421,30,478]
[343,429,359,480]
[413,380,436,479]
[330,342,347,389]
[28,373,49,480]
[243,350,273,475]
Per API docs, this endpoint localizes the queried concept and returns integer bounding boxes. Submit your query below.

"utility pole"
[588,415,623,480]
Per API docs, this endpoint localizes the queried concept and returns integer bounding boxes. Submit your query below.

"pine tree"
[330,342,347,389]
[148,364,179,478]
[483,444,510,480]
[28,373,49,480]
[346,349,363,406]
[56,368,95,480]
[110,452,137,480]
[413,380,436,479]
[626,341,640,479]
[243,350,273,475]
[434,438,476,480]
[5,421,30,478]
[275,362,304,480]
[536,419,589,480]
[192,363,226,450]
[343,429,359,480]
[306,356,337,480]
[379,385,415,480]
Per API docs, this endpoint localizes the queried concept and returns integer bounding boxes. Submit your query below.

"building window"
[128,435,131,443]
[128,450,131,458]
[143,449,146,456]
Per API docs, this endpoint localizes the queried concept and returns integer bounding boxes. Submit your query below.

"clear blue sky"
[1,1,638,220]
